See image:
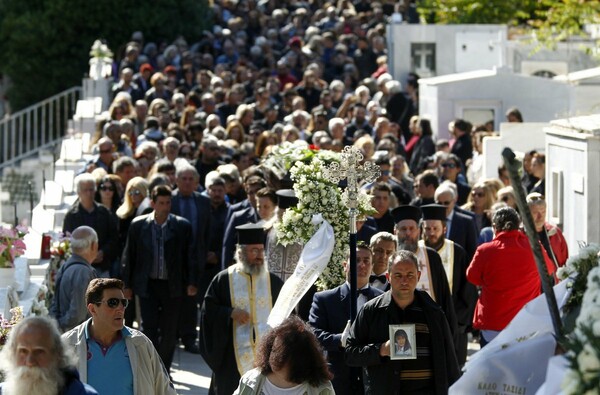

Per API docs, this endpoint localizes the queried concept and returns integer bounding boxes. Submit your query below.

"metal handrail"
[0,87,82,173]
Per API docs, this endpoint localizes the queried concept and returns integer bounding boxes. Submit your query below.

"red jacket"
[545,222,569,268]
[466,230,555,331]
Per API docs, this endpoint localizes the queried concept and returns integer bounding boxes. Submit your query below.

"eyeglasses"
[441,163,457,169]
[471,191,485,198]
[128,189,142,196]
[95,298,129,309]
[99,185,114,192]
[437,200,452,206]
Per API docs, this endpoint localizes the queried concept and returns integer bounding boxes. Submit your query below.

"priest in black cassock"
[391,205,458,338]
[419,204,478,366]
[199,222,284,395]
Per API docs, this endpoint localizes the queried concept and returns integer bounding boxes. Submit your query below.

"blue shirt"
[85,323,134,395]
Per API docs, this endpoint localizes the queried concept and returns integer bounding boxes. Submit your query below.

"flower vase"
[0,267,16,289]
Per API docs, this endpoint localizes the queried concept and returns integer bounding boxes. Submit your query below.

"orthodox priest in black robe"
[420,204,478,365]
[199,223,284,395]
[391,206,458,337]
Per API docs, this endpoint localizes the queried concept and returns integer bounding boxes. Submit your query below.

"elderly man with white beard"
[199,222,284,395]
[0,316,97,395]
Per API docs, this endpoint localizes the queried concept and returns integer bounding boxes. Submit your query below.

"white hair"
[329,117,345,130]
[70,226,98,254]
[435,181,457,201]
[386,80,402,95]
[74,173,96,193]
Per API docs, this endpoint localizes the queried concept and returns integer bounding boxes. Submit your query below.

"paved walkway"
[171,345,211,395]
[169,335,481,394]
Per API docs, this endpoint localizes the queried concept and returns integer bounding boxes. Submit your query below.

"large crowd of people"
[0,1,572,394]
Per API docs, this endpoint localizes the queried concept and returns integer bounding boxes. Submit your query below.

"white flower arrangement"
[31,284,49,317]
[89,39,113,60]
[272,143,376,289]
[88,39,113,80]
[560,244,600,394]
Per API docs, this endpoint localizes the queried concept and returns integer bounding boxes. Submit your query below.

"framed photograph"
[389,324,417,360]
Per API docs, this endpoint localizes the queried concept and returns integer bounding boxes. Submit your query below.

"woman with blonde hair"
[353,134,375,161]
[116,176,151,327]
[254,131,278,158]
[225,119,246,145]
[462,181,494,234]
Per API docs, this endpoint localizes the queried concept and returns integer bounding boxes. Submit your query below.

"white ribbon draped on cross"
[267,214,335,328]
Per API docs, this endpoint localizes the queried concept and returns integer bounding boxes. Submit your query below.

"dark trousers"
[178,294,199,347]
[456,332,468,366]
[140,279,182,372]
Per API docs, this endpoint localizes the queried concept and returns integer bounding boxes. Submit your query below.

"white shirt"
[262,378,307,395]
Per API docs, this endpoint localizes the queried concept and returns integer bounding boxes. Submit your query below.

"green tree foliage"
[417,0,600,53]
[0,0,211,111]
[417,0,539,25]
[530,0,600,51]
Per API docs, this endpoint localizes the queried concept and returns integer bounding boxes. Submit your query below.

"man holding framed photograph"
[345,250,460,394]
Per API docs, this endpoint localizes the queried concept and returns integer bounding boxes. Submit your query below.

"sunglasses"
[96,298,129,309]
[441,163,457,169]
[128,189,142,196]
[471,191,485,198]
[99,185,114,192]
[437,200,452,206]
[500,195,511,202]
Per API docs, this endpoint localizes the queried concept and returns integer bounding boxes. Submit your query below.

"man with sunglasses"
[63,173,119,278]
[438,153,471,205]
[434,182,477,262]
[63,278,176,395]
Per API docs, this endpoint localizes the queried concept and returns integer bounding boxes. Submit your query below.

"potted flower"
[45,232,71,304]
[88,39,113,80]
[0,226,27,289]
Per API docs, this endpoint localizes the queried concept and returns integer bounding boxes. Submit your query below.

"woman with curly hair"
[234,315,334,394]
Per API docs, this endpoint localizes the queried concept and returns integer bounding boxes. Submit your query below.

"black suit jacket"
[448,210,478,262]
[446,242,478,333]
[171,190,211,282]
[121,213,196,298]
[309,283,383,395]
[62,201,118,273]
[221,206,258,268]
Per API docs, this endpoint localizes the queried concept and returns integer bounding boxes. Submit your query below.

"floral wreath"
[557,243,600,393]
[267,141,376,290]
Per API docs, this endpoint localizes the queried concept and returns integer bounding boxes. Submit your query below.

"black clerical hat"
[276,189,298,209]
[391,205,422,224]
[421,204,448,221]
[236,223,266,245]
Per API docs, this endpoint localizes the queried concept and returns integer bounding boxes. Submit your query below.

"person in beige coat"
[62,278,176,395]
